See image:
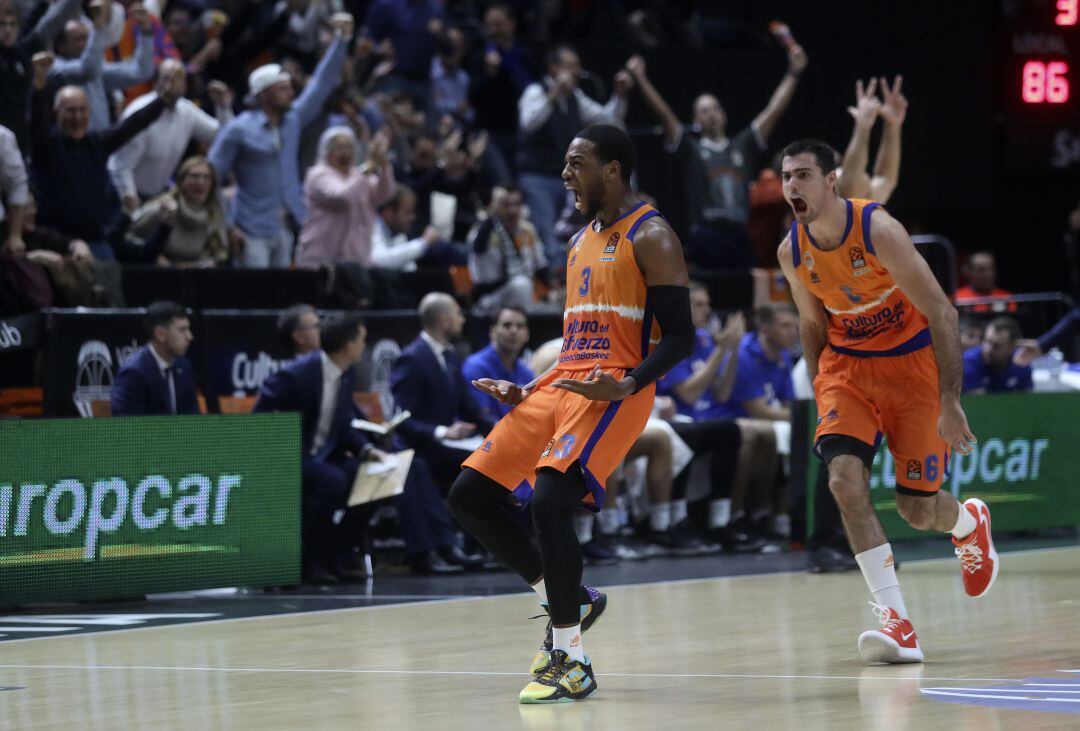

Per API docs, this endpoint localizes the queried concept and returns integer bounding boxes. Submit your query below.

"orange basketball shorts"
[814,345,948,495]
[462,367,654,511]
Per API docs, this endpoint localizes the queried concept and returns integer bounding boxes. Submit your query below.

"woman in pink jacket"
[295,126,395,269]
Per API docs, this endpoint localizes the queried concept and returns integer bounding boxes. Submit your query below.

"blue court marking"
[921,674,1080,714]
[0,686,25,691]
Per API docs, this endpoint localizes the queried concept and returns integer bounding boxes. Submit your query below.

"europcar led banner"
[0,413,300,605]
[803,392,1080,539]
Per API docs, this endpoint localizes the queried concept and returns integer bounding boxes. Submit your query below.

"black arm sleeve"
[627,284,694,394]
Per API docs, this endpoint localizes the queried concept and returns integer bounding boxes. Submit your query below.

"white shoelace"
[868,601,902,632]
[955,541,984,574]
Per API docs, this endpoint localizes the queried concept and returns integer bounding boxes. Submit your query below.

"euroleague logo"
[906,458,922,481]
[850,246,870,275]
[603,232,620,255]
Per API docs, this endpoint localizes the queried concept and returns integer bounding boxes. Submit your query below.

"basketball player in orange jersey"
[447,124,693,702]
[777,139,998,664]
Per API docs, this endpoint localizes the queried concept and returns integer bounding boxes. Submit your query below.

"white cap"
[247,63,291,100]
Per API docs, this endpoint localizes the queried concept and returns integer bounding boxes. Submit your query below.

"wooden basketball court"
[1,545,1078,730]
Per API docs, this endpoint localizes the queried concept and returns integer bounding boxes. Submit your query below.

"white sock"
[708,499,732,529]
[553,624,586,663]
[950,502,977,540]
[597,507,621,536]
[672,499,688,526]
[855,543,909,619]
[773,514,791,538]
[531,579,547,604]
[573,513,594,544]
[649,502,672,532]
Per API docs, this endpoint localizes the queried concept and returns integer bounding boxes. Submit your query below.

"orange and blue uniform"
[463,201,661,509]
[791,198,947,494]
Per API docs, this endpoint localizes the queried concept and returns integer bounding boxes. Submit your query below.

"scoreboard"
[1000,0,1080,169]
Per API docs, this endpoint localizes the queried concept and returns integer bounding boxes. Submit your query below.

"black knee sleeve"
[815,434,876,471]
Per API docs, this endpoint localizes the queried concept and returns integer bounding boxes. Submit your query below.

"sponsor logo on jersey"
[906,458,922,480]
[604,232,620,255]
[850,246,869,274]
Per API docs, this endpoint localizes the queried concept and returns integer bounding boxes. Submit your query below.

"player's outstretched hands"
[552,364,634,401]
[878,75,907,126]
[472,378,529,406]
[847,78,881,129]
[938,400,977,456]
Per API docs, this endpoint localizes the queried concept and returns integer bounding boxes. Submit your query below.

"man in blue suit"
[256,312,477,581]
[111,301,199,416]
[391,292,497,488]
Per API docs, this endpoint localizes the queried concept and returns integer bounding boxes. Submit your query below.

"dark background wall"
[571,0,1077,294]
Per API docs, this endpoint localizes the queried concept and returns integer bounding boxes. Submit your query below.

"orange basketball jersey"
[559,201,663,370]
[790,199,930,356]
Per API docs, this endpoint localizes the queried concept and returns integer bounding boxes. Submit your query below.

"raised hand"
[613,69,634,96]
[878,75,907,126]
[206,80,233,108]
[328,12,354,39]
[31,51,53,89]
[625,54,645,79]
[788,43,808,74]
[847,77,881,129]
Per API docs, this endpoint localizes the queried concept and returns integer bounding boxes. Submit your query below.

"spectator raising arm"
[47,20,106,84]
[870,75,906,202]
[101,93,166,154]
[625,55,680,148]
[293,14,352,128]
[838,78,879,200]
[101,8,155,92]
[751,42,808,142]
[21,0,83,53]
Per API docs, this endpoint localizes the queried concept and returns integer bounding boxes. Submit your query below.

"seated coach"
[391,292,497,486]
[111,301,198,416]
[255,312,479,580]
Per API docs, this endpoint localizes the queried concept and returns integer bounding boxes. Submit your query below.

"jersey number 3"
[578,266,591,296]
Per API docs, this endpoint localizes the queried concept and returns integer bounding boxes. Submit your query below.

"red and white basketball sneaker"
[952,497,999,598]
[858,603,924,664]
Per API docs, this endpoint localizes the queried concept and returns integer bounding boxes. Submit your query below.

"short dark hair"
[754,302,797,329]
[320,313,366,354]
[781,139,839,175]
[987,316,1021,342]
[494,305,528,324]
[145,301,187,337]
[575,124,635,182]
[277,303,316,352]
[545,44,575,70]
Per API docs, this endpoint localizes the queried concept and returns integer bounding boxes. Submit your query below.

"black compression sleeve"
[627,284,694,394]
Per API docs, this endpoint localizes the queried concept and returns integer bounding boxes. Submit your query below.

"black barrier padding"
[188,268,324,309]
[41,308,568,415]
[121,266,183,308]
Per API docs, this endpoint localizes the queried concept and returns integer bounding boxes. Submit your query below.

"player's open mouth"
[791,198,808,214]
[566,185,583,208]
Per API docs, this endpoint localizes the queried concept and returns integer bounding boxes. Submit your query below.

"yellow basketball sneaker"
[529,587,607,675]
[519,650,597,704]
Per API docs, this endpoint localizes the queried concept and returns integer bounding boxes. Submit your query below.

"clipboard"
[348,449,415,507]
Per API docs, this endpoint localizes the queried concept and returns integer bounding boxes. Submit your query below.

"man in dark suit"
[256,312,477,581]
[391,292,497,488]
[111,301,199,416]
